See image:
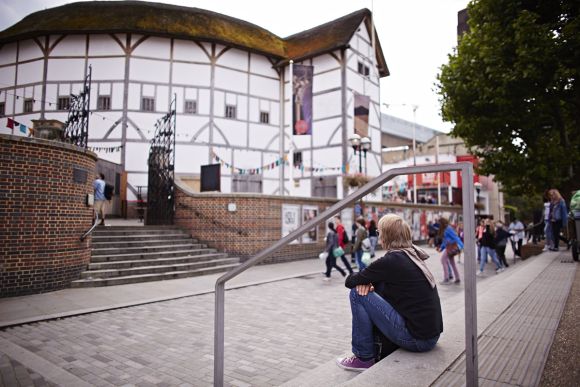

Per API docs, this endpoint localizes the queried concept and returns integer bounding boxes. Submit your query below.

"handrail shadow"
[80,212,99,242]
[213,162,478,387]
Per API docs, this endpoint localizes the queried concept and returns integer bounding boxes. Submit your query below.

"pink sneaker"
[336,355,375,372]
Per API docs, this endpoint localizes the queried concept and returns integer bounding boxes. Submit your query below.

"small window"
[24,98,34,113]
[0,102,6,117]
[57,96,70,111]
[97,96,111,110]
[225,104,236,119]
[259,111,269,124]
[141,97,155,112]
[357,61,370,77]
[184,100,197,114]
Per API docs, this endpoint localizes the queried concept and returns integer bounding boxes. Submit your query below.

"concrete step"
[91,243,206,256]
[91,233,193,243]
[93,228,189,236]
[81,257,240,279]
[87,253,230,270]
[70,264,239,288]
[90,248,218,263]
[91,238,200,249]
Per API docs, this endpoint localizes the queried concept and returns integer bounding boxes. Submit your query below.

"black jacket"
[345,251,443,340]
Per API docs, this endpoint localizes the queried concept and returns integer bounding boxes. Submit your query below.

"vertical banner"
[354,94,370,137]
[282,204,301,244]
[292,64,313,135]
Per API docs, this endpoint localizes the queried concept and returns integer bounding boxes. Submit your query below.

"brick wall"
[0,135,97,297]
[174,181,462,264]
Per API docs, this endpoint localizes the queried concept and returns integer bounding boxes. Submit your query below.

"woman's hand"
[355,284,374,296]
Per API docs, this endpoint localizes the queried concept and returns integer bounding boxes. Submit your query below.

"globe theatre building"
[0,1,389,202]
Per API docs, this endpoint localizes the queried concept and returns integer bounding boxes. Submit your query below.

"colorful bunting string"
[88,145,124,153]
[6,117,34,136]
[212,150,289,175]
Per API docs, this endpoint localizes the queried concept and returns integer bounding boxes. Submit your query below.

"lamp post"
[349,134,371,174]
[474,181,482,218]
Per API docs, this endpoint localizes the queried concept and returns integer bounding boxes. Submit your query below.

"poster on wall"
[354,93,370,138]
[292,64,313,135]
[282,204,301,244]
[302,205,319,243]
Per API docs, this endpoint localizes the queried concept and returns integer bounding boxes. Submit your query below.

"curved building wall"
[0,134,97,297]
[0,19,383,200]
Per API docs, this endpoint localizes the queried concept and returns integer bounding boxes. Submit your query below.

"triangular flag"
[7,118,14,129]
[19,124,27,133]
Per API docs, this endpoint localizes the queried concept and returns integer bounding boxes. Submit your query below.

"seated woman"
[336,214,443,372]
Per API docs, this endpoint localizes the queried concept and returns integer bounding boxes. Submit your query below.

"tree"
[438,0,580,200]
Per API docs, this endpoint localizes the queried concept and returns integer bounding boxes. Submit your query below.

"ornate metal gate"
[64,65,91,148]
[146,96,176,225]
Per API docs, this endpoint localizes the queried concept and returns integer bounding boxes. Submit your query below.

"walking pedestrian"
[93,173,106,226]
[323,223,347,281]
[494,221,510,268]
[508,217,525,258]
[353,218,369,271]
[336,214,442,372]
[549,189,568,251]
[437,217,462,285]
[478,220,504,276]
[334,216,354,274]
[542,190,554,251]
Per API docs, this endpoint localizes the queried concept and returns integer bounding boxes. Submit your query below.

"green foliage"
[437,0,580,200]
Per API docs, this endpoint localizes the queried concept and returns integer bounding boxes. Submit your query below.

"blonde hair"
[550,189,562,202]
[378,214,413,250]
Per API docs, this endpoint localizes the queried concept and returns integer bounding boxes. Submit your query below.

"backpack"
[104,183,114,200]
[342,230,349,245]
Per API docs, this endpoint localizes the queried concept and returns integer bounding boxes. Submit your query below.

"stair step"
[90,248,218,262]
[91,238,199,249]
[93,229,190,236]
[81,258,240,279]
[88,253,230,270]
[91,234,193,243]
[71,264,239,287]
[92,243,206,256]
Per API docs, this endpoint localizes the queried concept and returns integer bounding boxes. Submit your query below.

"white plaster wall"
[128,112,157,139]
[89,34,125,56]
[215,118,246,147]
[89,58,126,80]
[112,83,124,109]
[0,65,15,85]
[250,54,278,78]
[132,37,170,59]
[47,58,85,81]
[157,85,169,112]
[215,67,247,94]
[249,74,278,99]
[51,35,86,56]
[248,124,278,150]
[237,96,248,121]
[313,90,341,120]
[18,40,43,62]
[128,83,140,110]
[198,89,210,115]
[172,63,211,86]
[312,69,341,93]
[129,58,169,83]
[313,52,341,73]
[175,144,209,174]
[217,48,248,71]
[176,115,208,141]
[173,39,209,62]
[312,119,341,147]
[124,142,149,171]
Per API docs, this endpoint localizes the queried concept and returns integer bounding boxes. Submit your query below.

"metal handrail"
[214,163,478,387]
[80,212,99,242]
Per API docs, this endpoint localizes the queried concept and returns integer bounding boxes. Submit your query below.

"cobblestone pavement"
[1,275,353,387]
[0,354,57,387]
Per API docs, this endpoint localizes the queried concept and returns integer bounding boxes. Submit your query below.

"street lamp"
[349,134,371,174]
[474,181,482,218]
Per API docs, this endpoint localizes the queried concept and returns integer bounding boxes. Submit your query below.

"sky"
[0,0,470,132]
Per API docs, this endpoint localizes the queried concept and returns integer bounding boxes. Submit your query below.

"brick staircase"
[71,225,240,287]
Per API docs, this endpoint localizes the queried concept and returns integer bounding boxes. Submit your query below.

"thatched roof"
[0,1,389,77]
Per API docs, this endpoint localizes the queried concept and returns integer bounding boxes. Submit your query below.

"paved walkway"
[0,241,576,386]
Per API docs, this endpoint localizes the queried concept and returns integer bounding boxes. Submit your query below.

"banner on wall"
[354,94,370,137]
[292,64,313,135]
[281,204,301,244]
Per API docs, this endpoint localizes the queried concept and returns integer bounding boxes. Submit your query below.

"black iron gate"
[146,96,176,225]
[64,65,91,148]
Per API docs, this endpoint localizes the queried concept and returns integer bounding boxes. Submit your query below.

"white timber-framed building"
[0,1,389,202]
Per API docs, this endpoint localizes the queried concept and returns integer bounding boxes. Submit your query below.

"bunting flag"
[212,150,289,175]
[5,117,33,135]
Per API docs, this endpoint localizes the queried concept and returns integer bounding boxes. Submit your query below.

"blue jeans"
[355,250,366,271]
[369,236,379,256]
[349,289,439,359]
[479,246,502,272]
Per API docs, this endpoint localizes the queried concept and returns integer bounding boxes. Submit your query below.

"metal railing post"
[213,163,477,386]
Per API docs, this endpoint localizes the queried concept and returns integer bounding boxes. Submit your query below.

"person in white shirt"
[542,190,553,251]
[508,218,525,258]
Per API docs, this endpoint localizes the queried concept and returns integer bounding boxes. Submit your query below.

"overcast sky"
[0,0,469,132]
